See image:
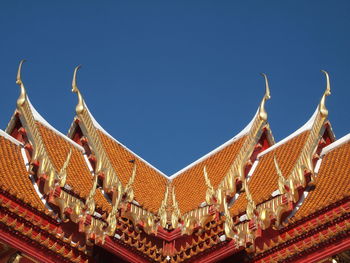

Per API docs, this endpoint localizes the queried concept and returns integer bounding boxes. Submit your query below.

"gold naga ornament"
[71,66,161,238]
[178,74,273,238]
[238,71,333,247]
[15,60,74,201]
[158,182,181,230]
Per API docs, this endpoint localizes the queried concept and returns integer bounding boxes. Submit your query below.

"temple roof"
[0,62,348,263]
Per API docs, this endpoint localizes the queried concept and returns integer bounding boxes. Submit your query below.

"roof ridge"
[257,107,318,158]
[0,129,22,145]
[169,109,258,180]
[84,103,168,178]
[321,133,350,156]
[27,98,85,152]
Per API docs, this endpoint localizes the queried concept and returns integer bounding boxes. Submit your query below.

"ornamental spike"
[71,65,85,114]
[16,59,27,107]
[203,166,215,205]
[258,73,271,121]
[125,161,137,202]
[319,70,331,117]
[273,155,287,194]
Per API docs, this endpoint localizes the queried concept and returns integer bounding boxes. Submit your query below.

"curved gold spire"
[71,65,85,114]
[319,70,331,117]
[258,73,271,121]
[16,59,27,107]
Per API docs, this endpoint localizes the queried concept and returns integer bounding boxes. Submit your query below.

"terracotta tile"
[230,132,309,216]
[0,136,45,211]
[292,141,350,221]
[37,123,111,213]
[98,131,167,213]
[173,136,247,214]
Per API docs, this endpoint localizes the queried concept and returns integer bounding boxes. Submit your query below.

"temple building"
[0,60,349,263]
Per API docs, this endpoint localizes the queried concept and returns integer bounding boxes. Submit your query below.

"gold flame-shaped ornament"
[203,166,215,205]
[319,70,331,117]
[124,162,137,203]
[16,59,27,107]
[273,155,287,194]
[71,65,85,114]
[258,73,271,121]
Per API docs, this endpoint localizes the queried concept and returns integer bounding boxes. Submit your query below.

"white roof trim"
[257,108,318,158]
[0,130,22,146]
[321,133,350,156]
[27,98,84,152]
[169,110,258,179]
[84,103,168,177]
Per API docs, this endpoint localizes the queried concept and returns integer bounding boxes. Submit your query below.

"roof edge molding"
[228,71,335,250]
[71,66,158,235]
[12,60,69,193]
[6,61,111,245]
[178,74,274,237]
[171,73,273,179]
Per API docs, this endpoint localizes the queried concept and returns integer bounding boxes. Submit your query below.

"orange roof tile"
[0,136,46,211]
[173,136,247,214]
[230,131,309,216]
[97,130,167,213]
[292,140,350,221]
[37,123,111,213]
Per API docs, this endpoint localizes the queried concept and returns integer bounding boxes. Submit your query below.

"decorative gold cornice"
[70,65,121,192]
[177,74,274,237]
[70,67,164,238]
[14,60,62,193]
[289,71,332,188]
[229,71,334,250]
[219,73,272,196]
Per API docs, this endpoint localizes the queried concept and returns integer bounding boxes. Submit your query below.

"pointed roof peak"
[16,59,27,107]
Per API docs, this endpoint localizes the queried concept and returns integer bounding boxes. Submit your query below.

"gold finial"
[16,59,27,107]
[319,70,331,117]
[258,73,271,121]
[71,65,85,114]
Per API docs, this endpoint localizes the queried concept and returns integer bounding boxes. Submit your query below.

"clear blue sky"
[0,1,349,175]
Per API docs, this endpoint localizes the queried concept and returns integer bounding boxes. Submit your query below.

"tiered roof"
[0,61,348,263]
